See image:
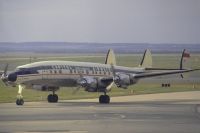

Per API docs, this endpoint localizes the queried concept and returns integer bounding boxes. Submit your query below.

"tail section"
[105,49,116,65]
[139,49,152,68]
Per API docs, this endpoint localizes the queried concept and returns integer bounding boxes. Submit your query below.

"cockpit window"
[15,68,36,75]
[15,68,23,72]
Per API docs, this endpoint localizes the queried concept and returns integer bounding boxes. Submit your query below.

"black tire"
[99,95,104,103]
[104,95,110,103]
[16,99,20,105]
[99,95,110,104]
[53,94,58,103]
[47,94,53,102]
[20,99,24,105]
[16,99,24,105]
[48,94,58,103]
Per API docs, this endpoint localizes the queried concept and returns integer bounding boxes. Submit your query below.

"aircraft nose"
[7,73,17,82]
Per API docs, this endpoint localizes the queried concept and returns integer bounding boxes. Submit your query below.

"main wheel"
[47,94,53,102]
[99,95,104,103]
[47,94,58,103]
[99,95,110,104]
[16,99,24,105]
[52,94,58,102]
[104,95,110,103]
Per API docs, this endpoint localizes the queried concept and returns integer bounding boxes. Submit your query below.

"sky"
[0,0,200,44]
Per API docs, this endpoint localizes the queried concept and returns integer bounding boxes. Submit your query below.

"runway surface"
[0,91,200,133]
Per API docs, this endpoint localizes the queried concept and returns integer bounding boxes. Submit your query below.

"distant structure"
[161,83,171,88]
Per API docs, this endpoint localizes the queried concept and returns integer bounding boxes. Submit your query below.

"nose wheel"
[16,98,24,105]
[47,94,58,103]
[99,94,110,104]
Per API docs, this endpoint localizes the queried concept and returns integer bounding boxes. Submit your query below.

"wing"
[113,68,199,89]
[134,69,198,79]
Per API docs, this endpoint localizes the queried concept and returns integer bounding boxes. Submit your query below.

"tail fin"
[105,49,116,65]
[139,49,152,68]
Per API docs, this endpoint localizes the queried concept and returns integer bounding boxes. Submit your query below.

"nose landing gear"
[16,84,24,106]
[16,97,24,105]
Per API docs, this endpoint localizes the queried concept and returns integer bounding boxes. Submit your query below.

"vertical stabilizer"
[105,49,116,65]
[139,49,152,68]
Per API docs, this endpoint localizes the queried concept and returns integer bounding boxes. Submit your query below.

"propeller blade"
[4,63,9,76]
[1,64,9,85]
[72,86,81,95]
[72,74,87,94]
[180,74,184,78]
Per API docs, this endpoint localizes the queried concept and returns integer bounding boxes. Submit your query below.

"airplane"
[0,49,198,105]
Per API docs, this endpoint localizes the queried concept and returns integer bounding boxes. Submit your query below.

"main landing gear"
[47,90,58,103]
[99,92,110,104]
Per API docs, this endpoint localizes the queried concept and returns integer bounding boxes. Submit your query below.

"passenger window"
[59,70,62,74]
[86,70,89,75]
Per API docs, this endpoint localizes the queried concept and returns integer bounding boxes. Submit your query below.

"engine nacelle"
[77,77,110,92]
[31,85,59,91]
[114,73,138,89]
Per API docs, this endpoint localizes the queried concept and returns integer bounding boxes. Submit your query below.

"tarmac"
[0,91,200,133]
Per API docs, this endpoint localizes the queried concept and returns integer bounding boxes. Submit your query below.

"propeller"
[1,64,9,85]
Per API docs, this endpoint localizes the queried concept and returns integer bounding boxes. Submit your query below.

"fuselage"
[8,61,145,88]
